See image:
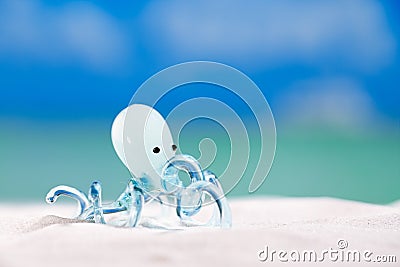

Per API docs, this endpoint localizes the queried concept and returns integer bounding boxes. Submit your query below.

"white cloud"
[0,1,129,72]
[142,0,396,72]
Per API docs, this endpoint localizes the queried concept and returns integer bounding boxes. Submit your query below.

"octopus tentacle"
[46,185,90,216]
[177,180,231,228]
[45,156,231,228]
[88,181,105,224]
[162,155,205,216]
[126,181,144,227]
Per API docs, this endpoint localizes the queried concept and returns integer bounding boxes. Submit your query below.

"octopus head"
[111,104,178,193]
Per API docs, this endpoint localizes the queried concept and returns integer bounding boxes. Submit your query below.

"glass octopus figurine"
[45,104,232,228]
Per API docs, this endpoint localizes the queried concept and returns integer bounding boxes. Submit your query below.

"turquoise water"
[0,120,399,204]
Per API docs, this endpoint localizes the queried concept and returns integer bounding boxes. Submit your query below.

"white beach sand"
[0,197,399,267]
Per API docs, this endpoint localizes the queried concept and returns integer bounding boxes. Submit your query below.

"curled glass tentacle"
[202,170,225,223]
[162,155,205,216]
[127,183,144,227]
[203,170,222,189]
[46,179,146,227]
[102,203,127,214]
[46,185,90,215]
[162,155,205,192]
[177,180,231,228]
[46,155,231,228]
[116,179,144,227]
[165,155,205,181]
[88,181,106,224]
[162,155,231,227]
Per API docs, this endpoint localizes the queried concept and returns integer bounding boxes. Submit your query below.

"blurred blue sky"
[0,0,399,128]
[0,0,399,203]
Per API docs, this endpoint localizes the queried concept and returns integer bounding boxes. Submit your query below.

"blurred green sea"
[0,120,399,204]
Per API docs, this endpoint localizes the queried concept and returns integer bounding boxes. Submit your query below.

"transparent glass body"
[46,105,231,228]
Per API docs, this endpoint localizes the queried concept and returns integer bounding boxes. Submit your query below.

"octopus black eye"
[172,144,177,151]
[153,147,160,154]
